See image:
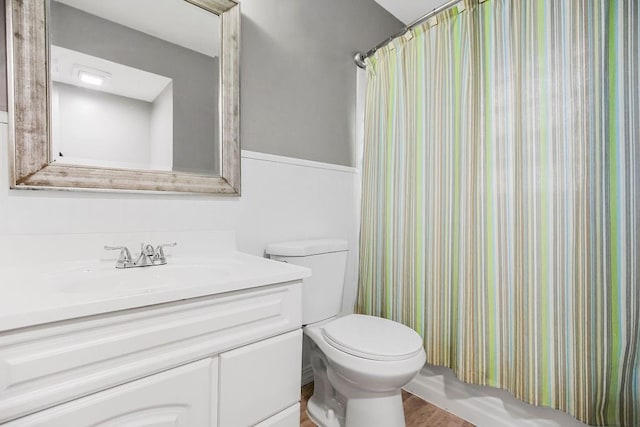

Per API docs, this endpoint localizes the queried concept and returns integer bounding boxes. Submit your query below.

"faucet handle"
[104,245,133,268]
[158,242,177,249]
[154,242,177,264]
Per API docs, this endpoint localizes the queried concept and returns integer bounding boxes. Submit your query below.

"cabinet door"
[254,404,300,427]
[6,358,217,427]
[219,330,302,427]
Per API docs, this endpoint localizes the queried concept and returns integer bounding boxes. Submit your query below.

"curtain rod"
[354,0,464,68]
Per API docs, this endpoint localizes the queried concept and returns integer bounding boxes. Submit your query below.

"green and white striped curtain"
[356,0,639,425]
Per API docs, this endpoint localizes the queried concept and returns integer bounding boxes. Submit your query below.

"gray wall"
[241,0,401,166]
[50,2,220,175]
[0,0,402,167]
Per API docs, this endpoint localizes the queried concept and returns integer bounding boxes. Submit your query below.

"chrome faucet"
[105,242,177,269]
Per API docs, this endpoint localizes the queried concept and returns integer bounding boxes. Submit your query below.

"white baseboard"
[404,365,593,427]
[301,364,314,386]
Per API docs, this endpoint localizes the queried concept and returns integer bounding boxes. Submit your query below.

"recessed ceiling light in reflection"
[78,70,105,86]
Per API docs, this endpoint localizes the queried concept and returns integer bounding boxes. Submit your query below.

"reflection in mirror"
[48,0,221,175]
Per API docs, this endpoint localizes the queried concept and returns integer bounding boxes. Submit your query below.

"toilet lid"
[322,314,423,361]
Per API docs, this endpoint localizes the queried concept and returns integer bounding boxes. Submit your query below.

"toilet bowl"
[304,315,426,427]
[266,240,426,427]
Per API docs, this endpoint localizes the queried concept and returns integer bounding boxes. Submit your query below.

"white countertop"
[0,251,311,332]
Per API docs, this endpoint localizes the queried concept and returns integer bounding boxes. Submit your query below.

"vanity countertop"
[0,252,311,332]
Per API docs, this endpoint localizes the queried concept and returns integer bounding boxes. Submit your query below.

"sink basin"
[59,264,231,294]
[55,258,242,294]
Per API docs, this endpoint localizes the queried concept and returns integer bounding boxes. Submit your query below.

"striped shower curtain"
[356,0,639,426]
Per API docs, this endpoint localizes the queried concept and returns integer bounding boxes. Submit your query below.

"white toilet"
[266,239,426,427]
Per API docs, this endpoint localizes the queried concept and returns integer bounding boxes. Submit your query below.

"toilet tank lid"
[266,239,348,257]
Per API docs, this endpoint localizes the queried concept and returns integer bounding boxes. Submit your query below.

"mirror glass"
[48,0,221,176]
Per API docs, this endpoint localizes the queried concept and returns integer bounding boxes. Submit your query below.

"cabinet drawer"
[219,330,302,427]
[0,282,302,423]
[5,358,216,427]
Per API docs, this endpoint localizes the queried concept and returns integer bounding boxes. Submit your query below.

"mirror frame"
[6,0,240,195]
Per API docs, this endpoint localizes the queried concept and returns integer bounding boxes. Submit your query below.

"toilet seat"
[305,315,426,397]
[321,314,423,362]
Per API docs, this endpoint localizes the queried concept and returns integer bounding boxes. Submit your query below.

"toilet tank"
[266,239,348,325]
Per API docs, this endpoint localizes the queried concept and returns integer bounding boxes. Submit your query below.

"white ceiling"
[374,0,450,24]
[56,0,220,58]
[51,45,172,102]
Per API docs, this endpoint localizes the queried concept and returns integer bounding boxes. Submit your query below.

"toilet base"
[327,368,406,427]
[307,384,406,427]
[307,341,407,427]
[344,391,405,427]
[307,395,341,427]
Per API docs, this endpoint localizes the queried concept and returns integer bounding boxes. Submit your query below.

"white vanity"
[0,232,311,427]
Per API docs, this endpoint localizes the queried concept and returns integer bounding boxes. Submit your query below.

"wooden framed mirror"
[6,0,240,195]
